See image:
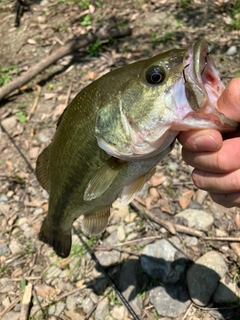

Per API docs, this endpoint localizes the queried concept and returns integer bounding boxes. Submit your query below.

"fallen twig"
[0,26,131,101]
[20,283,33,320]
[26,85,41,121]
[64,82,73,108]
[0,295,22,318]
[202,236,240,242]
[145,210,177,234]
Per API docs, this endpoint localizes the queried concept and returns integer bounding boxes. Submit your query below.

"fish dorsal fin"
[36,146,50,191]
[120,167,156,205]
[84,157,125,201]
[82,206,111,236]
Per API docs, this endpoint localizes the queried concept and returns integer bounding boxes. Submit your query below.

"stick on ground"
[0,27,131,101]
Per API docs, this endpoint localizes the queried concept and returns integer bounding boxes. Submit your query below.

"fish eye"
[146,66,165,84]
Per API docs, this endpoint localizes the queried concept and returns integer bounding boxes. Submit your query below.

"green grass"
[0,65,18,87]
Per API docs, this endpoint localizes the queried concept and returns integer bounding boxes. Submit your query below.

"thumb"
[217,78,240,122]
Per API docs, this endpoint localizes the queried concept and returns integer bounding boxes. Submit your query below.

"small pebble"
[226,45,237,56]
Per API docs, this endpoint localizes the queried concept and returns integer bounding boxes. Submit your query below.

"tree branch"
[0,27,131,101]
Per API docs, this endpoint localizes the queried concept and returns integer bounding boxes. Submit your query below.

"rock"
[0,278,16,293]
[0,243,9,256]
[36,129,53,144]
[195,189,208,204]
[89,292,99,304]
[102,231,118,246]
[226,45,237,56]
[55,301,65,314]
[175,209,214,231]
[1,116,17,132]
[124,212,137,223]
[66,293,78,310]
[111,305,128,319]
[2,311,20,320]
[117,225,125,242]
[65,307,85,320]
[150,282,191,318]
[95,299,109,320]
[126,232,138,241]
[187,251,228,306]
[82,296,94,314]
[37,15,47,24]
[0,194,8,202]
[48,304,56,315]
[141,239,189,284]
[45,266,62,280]
[92,268,108,295]
[95,250,121,267]
[183,236,198,247]
[213,278,240,304]
[118,258,143,317]
[215,229,228,237]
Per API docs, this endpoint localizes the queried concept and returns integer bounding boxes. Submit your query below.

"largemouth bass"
[36,39,237,258]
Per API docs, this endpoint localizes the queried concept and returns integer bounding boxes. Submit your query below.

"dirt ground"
[0,0,240,319]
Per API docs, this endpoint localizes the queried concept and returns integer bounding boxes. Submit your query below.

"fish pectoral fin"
[84,157,125,201]
[120,167,156,205]
[82,206,111,236]
[39,218,72,258]
[36,145,50,191]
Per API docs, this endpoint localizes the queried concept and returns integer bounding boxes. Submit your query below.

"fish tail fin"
[39,218,72,258]
[82,205,111,236]
[36,145,51,191]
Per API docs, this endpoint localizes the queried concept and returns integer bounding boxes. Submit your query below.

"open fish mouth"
[183,39,225,112]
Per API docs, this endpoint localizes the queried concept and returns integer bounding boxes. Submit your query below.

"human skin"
[177,79,240,207]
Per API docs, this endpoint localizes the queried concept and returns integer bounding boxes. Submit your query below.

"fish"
[36,39,237,258]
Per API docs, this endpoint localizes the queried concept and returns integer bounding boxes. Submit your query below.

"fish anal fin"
[82,206,111,236]
[84,157,125,201]
[36,146,50,191]
[39,218,71,258]
[120,167,156,205]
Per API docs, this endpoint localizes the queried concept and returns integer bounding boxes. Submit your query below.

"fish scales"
[37,39,237,258]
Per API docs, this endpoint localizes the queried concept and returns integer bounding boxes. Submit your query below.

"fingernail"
[194,134,219,151]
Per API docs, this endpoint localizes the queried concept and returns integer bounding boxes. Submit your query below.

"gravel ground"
[0,1,240,319]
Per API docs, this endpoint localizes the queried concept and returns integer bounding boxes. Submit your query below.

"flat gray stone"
[187,251,228,306]
[2,311,20,320]
[150,282,191,318]
[95,299,109,320]
[1,116,17,132]
[141,239,189,284]
[226,45,237,56]
[118,258,143,317]
[82,296,94,314]
[213,278,240,304]
[95,250,120,267]
[175,209,214,231]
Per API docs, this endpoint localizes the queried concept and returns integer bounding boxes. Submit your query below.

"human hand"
[177,79,240,207]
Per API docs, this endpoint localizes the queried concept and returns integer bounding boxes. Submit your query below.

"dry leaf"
[149,188,159,202]
[179,189,194,210]
[158,198,172,214]
[53,104,66,119]
[5,160,13,171]
[27,38,37,45]
[35,284,57,299]
[148,173,166,187]
[84,71,98,80]
[65,308,85,320]
[235,212,240,229]
[29,147,40,159]
[230,243,240,256]
[44,92,57,100]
